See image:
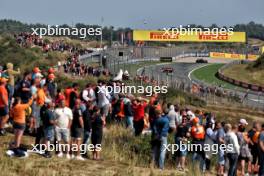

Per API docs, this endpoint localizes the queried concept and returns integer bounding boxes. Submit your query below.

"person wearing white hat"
[239,119,248,126]
[237,118,251,176]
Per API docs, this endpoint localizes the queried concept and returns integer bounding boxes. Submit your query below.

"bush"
[247,53,264,71]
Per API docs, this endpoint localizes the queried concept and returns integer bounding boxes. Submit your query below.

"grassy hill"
[0,34,67,73]
[222,54,264,86]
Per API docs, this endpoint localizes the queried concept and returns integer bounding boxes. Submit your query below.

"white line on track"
[187,64,211,81]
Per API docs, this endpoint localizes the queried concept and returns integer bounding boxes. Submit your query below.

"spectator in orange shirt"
[10,97,33,148]
[0,77,9,136]
[37,85,47,107]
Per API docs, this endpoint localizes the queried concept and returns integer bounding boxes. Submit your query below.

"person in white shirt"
[54,99,73,159]
[167,104,178,132]
[224,123,240,176]
[82,83,96,105]
[97,81,111,118]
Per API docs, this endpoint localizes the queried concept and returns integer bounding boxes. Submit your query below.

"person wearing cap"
[258,124,264,176]
[237,118,252,176]
[6,63,20,110]
[191,117,206,173]
[46,73,57,99]
[186,109,196,122]
[152,109,170,170]
[32,67,41,80]
[224,123,240,176]
[0,77,9,135]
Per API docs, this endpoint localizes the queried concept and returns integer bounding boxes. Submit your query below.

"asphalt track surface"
[142,57,264,109]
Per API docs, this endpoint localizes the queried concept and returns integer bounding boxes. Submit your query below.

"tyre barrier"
[217,62,264,92]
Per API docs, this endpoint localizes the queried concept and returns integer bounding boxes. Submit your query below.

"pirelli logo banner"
[133,30,246,43]
[210,52,259,60]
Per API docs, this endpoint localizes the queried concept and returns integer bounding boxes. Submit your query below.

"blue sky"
[0,0,263,29]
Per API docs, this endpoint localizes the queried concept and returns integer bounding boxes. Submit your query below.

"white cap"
[239,119,248,125]
[35,73,43,78]
[187,110,195,120]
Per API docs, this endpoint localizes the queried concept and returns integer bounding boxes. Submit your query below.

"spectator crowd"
[0,33,262,176]
[0,62,263,175]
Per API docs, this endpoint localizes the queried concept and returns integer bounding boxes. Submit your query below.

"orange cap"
[33,67,41,73]
[48,68,55,73]
[48,73,55,80]
[192,117,199,124]
[0,77,8,83]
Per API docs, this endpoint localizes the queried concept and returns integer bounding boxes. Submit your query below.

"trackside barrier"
[217,60,264,93]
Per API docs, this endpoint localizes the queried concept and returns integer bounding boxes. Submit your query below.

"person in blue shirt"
[152,109,170,170]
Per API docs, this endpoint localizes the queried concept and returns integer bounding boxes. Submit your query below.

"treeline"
[0,19,264,41]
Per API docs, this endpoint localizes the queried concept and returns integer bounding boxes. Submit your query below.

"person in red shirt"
[0,77,9,135]
[55,89,65,106]
[64,86,73,107]
[132,97,148,136]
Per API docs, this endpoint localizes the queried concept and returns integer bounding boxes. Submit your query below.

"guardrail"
[217,61,264,92]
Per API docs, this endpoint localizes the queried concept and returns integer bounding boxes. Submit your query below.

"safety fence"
[79,47,264,110]
[136,61,264,110]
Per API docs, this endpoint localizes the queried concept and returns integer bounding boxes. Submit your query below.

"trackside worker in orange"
[191,117,206,173]
[10,97,33,148]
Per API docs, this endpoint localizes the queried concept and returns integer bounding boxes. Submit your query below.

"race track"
[140,57,264,109]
